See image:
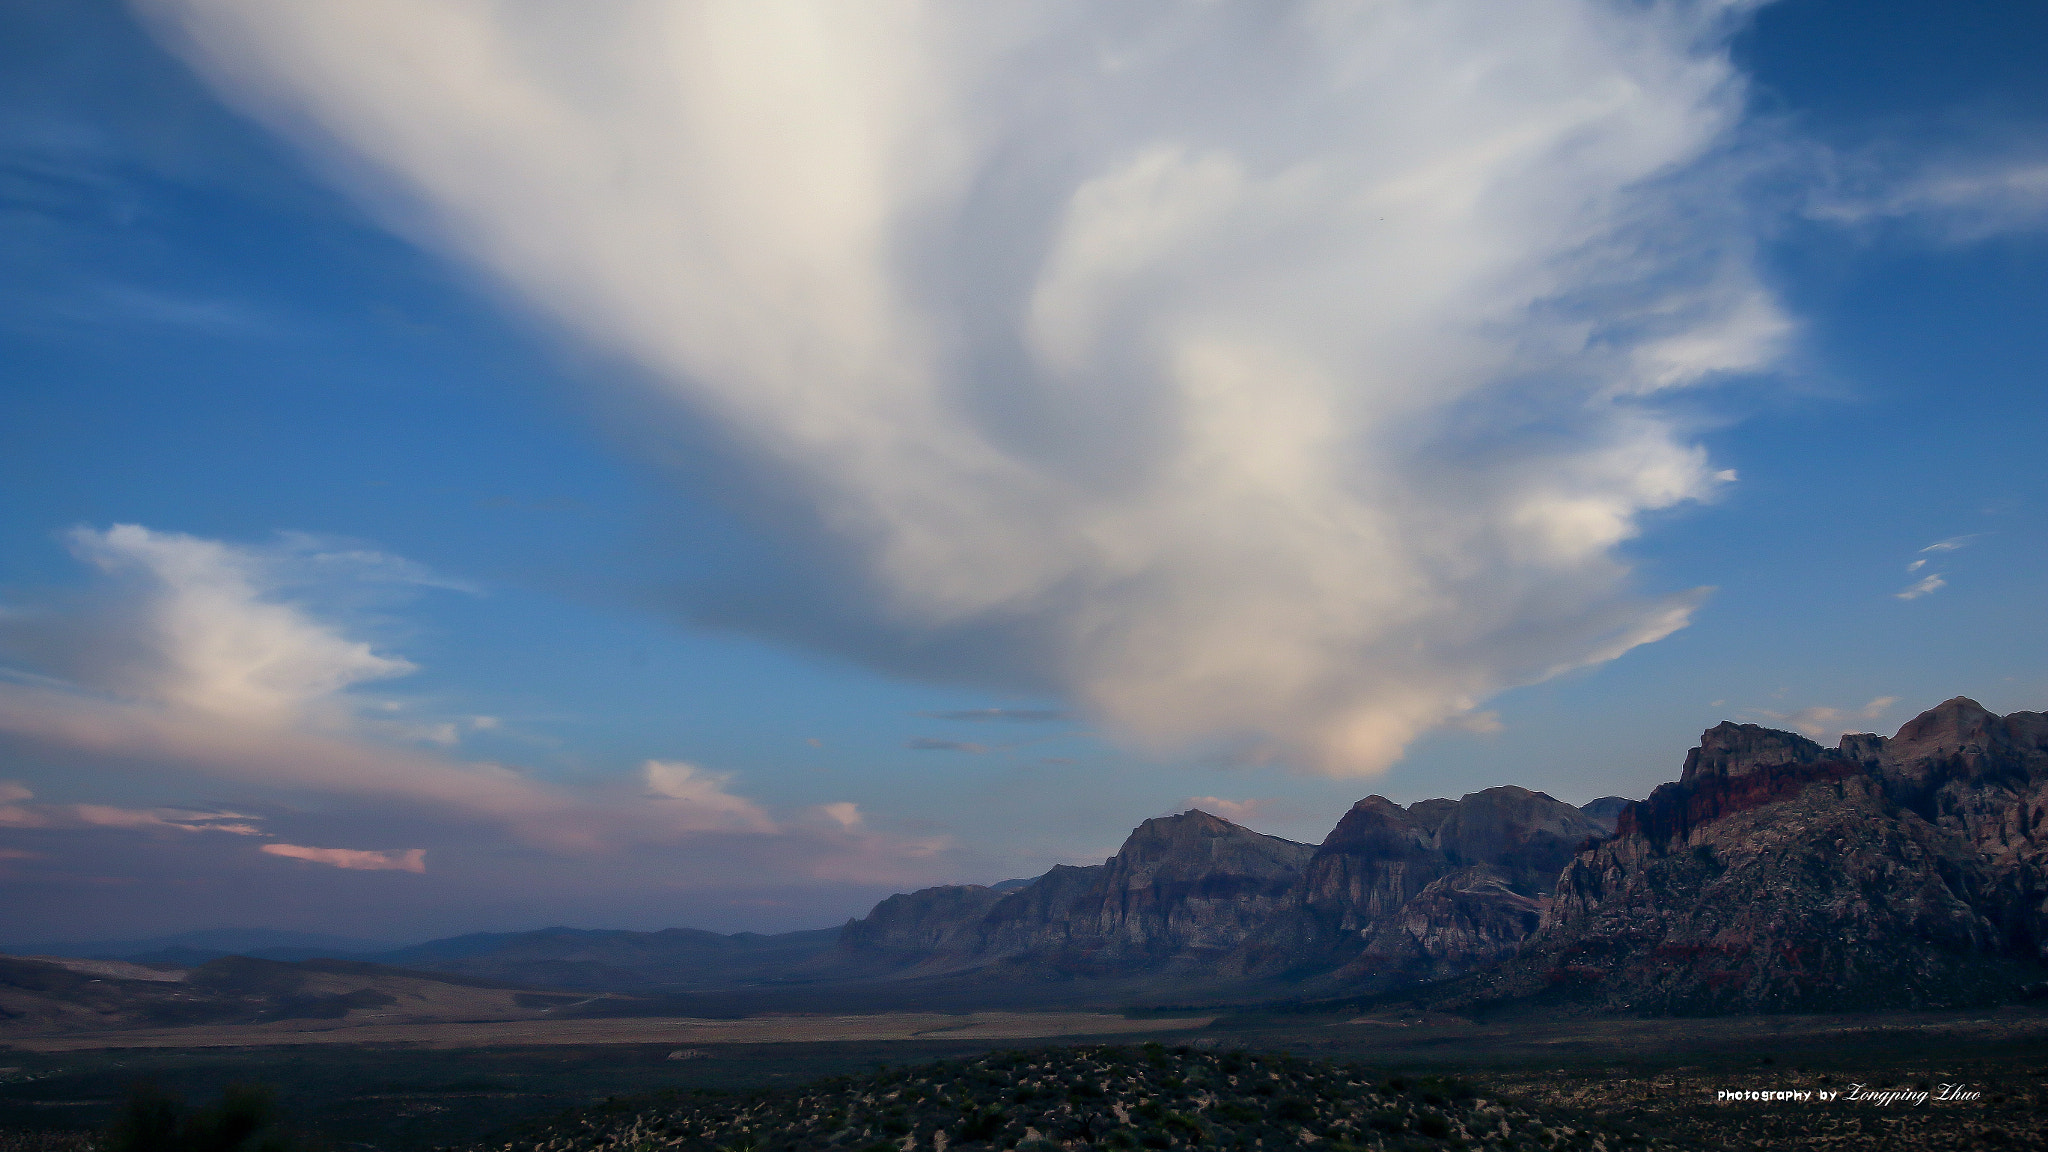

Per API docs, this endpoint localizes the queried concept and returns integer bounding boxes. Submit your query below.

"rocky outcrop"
[837,811,1314,978]
[1349,865,1545,982]
[1491,698,2048,1014]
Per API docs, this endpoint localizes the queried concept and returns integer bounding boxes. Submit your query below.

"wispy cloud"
[145,0,1784,775]
[1758,696,1899,741]
[643,761,777,834]
[1920,534,1984,553]
[1890,534,1981,599]
[907,738,989,755]
[1809,155,2048,242]
[1182,797,1281,827]
[920,709,1071,724]
[260,843,425,872]
[1896,573,1946,600]
[0,782,264,836]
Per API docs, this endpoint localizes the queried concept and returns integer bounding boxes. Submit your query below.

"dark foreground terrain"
[4,1005,2047,1151]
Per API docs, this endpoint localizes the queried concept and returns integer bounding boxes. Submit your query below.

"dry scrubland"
[476,1045,1626,1152]
[7,1018,2048,1152]
[474,1043,2048,1152]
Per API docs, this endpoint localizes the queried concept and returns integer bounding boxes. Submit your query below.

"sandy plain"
[5,1010,1215,1052]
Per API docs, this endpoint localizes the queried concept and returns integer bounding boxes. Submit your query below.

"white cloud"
[1763,695,1899,740]
[260,842,426,872]
[53,525,417,727]
[1896,573,1946,600]
[1810,157,2048,241]
[144,0,1787,775]
[1920,534,1983,553]
[642,761,777,834]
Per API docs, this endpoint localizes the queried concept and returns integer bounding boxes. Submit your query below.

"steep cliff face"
[1349,865,1545,983]
[838,811,1314,977]
[1870,699,2048,958]
[836,884,1012,957]
[1081,811,1314,957]
[1246,786,1604,986]
[1503,698,2048,1013]
[1435,785,1609,894]
[1298,797,1442,934]
[839,789,1620,988]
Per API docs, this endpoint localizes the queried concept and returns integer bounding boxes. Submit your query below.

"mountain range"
[12,696,2046,1021]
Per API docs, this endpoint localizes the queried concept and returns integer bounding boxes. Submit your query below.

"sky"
[1,0,2044,945]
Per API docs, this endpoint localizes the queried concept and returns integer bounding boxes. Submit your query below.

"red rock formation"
[1492,698,2048,1014]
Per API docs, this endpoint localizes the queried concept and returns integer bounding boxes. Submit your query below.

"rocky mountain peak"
[1513,696,2048,1014]
[1870,697,2048,794]
[1316,796,1434,859]
[1434,786,1608,894]
[1109,810,1312,883]
[1891,696,2000,756]
[1578,796,1635,833]
[1406,797,1459,834]
[1679,722,1827,783]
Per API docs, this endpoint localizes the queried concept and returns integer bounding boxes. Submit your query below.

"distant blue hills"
[5,926,405,964]
[2,923,849,991]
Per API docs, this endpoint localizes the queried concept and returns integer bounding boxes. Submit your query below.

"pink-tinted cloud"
[0,525,967,905]
[0,782,263,836]
[261,842,426,872]
[1182,796,1280,827]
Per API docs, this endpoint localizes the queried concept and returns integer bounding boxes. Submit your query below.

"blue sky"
[2,0,2044,944]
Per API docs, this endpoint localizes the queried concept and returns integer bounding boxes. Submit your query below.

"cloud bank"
[144,0,1788,773]
[0,526,934,886]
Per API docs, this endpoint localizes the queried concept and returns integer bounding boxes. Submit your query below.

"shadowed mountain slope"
[1453,698,2048,1014]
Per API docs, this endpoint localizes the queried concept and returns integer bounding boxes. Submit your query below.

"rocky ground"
[9,1034,2047,1152]
[477,1045,1663,1152]
[1490,1060,2048,1151]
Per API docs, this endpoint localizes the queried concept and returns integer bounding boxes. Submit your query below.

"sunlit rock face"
[1503,698,2048,1014]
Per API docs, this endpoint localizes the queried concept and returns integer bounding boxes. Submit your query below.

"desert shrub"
[955,1108,1005,1143]
[1414,1111,1451,1139]
[106,1084,293,1152]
